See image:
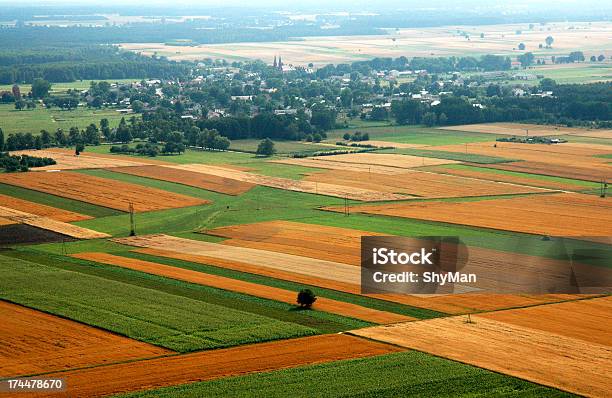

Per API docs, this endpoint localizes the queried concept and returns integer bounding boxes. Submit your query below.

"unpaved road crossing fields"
[0,194,91,222]
[73,252,413,324]
[0,171,208,212]
[337,193,612,237]
[352,297,612,397]
[111,165,254,195]
[0,301,171,377]
[10,335,402,398]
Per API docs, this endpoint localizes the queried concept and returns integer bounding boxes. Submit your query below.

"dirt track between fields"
[352,297,612,397]
[0,194,91,222]
[0,301,171,378]
[111,165,254,195]
[72,252,412,324]
[0,171,208,212]
[8,334,403,398]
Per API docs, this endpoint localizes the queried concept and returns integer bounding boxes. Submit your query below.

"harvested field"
[207,220,377,266]
[0,193,91,222]
[0,206,109,239]
[271,157,411,175]
[440,123,611,137]
[435,141,612,159]
[113,234,362,285]
[122,232,578,315]
[352,301,612,397]
[571,130,612,139]
[476,161,612,182]
[336,193,612,237]
[165,164,408,201]
[478,296,612,346]
[280,153,458,171]
[73,252,412,324]
[10,334,402,398]
[426,165,593,192]
[303,169,548,199]
[0,171,208,212]
[111,165,254,195]
[0,217,15,226]
[0,301,171,377]
[10,148,167,171]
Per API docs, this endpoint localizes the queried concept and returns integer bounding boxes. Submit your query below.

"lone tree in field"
[256,138,276,157]
[297,289,317,309]
[75,143,85,156]
[545,35,554,48]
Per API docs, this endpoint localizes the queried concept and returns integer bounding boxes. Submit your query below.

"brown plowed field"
[475,161,611,182]
[303,169,547,199]
[121,231,579,315]
[0,171,208,212]
[0,194,91,222]
[0,206,109,239]
[426,166,590,191]
[111,165,254,195]
[165,164,408,201]
[72,252,412,324]
[10,148,168,171]
[0,301,171,378]
[335,193,612,237]
[440,122,612,138]
[8,334,402,398]
[352,299,612,397]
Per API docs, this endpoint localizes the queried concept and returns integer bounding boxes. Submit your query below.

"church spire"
[273,56,277,68]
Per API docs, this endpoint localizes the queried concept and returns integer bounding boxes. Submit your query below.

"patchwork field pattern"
[10,148,167,170]
[0,171,208,212]
[352,297,612,397]
[165,164,408,201]
[431,141,612,181]
[9,335,402,398]
[337,193,612,237]
[72,252,412,324]
[0,193,91,222]
[0,301,171,378]
[111,165,255,195]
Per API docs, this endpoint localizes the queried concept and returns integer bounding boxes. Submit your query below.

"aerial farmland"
[0,1,610,397]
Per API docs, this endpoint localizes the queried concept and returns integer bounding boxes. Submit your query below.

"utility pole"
[129,202,136,236]
[601,179,608,198]
[344,195,349,216]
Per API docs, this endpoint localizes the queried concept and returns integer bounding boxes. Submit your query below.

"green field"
[521,64,612,84]
[0,104,129,135]
[117,350,574,398]
[229,139,340,154]
[326,124,499,145]
[0,253,321,352]
[0,79,140,95]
